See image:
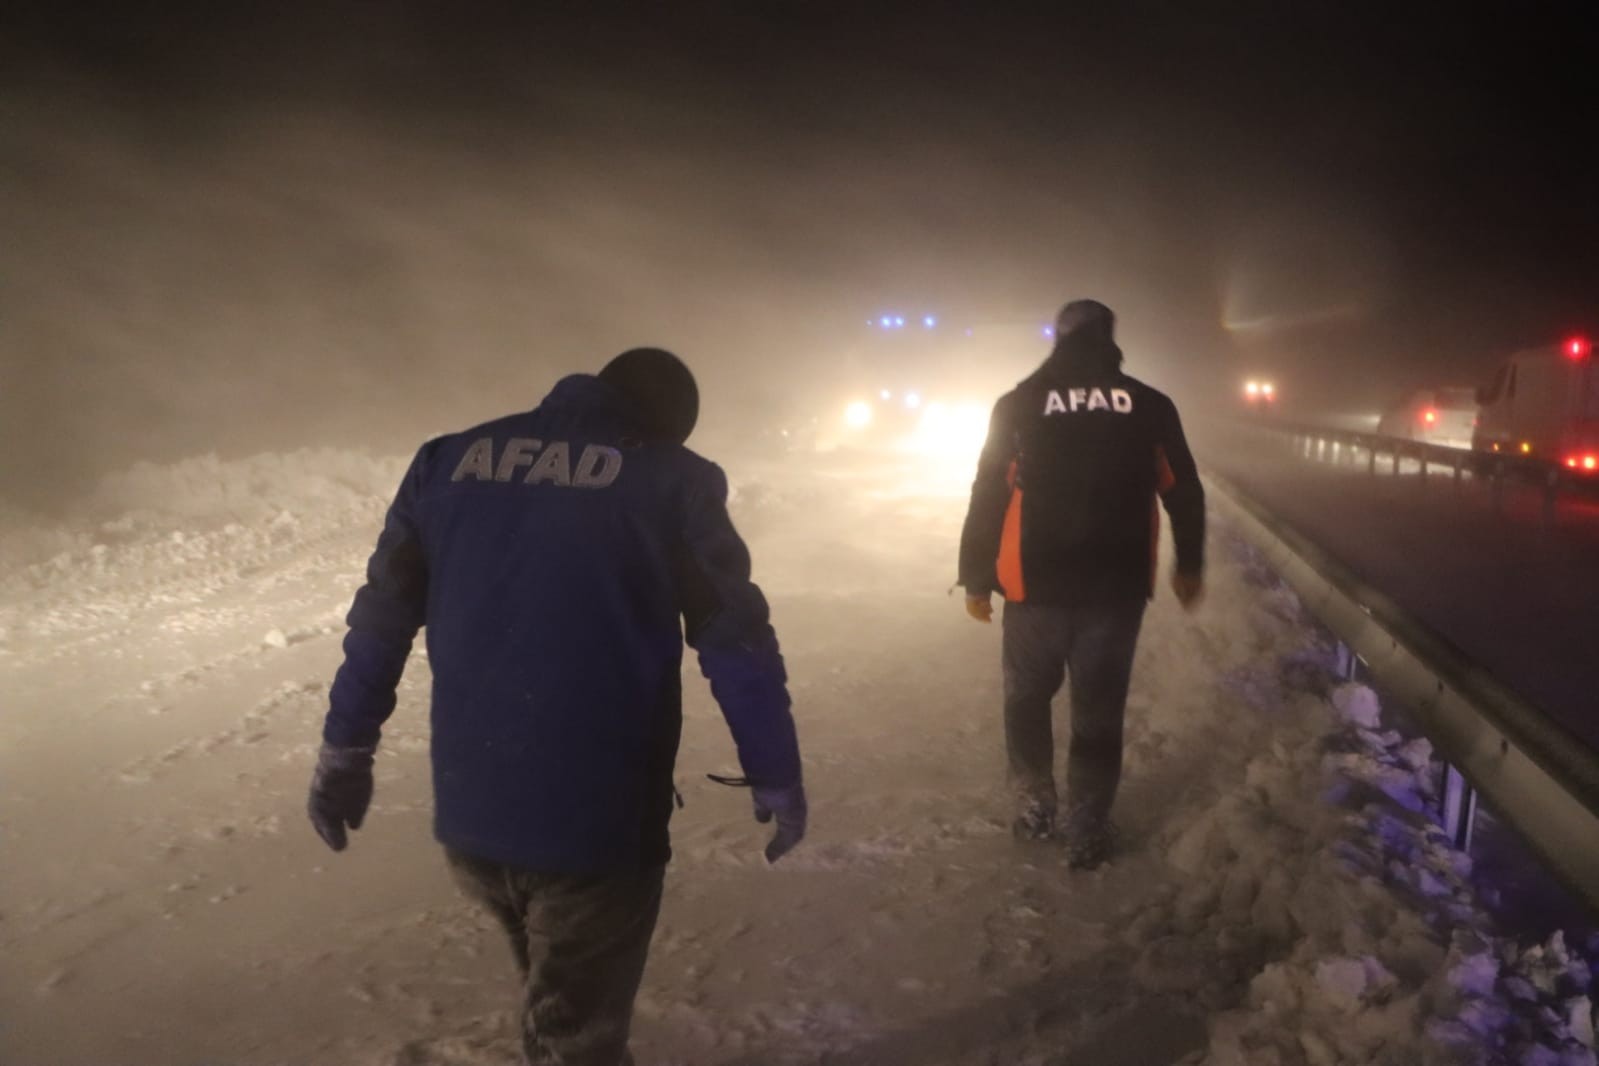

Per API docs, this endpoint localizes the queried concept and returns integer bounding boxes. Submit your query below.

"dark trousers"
[445,848,665,1066]
[1001,599,1146,831]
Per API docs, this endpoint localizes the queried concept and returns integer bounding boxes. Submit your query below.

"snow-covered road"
[2,448,1593,1065]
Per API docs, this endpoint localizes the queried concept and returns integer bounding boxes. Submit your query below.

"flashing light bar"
[872,314,938,330]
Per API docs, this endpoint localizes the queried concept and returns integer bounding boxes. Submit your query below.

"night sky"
[3,4,1597,504]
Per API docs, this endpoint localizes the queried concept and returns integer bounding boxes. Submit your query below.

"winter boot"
[1064,820,1118,870]
[1011,801,1055,842]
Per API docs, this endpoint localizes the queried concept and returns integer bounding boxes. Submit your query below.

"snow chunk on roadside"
[1191,660,1597,1066]
[1331,682,1382,729]
[1312,956,1398,1012]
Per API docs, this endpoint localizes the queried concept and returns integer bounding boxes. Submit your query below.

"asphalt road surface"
[1194,418,1599,754]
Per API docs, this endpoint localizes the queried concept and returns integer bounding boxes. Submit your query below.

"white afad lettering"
[453,437,625,488]
[451,437,495,481]
[525,441,573,486]
[1043,386,1136,416]
[573,445,623,489]
[494,437,542,482]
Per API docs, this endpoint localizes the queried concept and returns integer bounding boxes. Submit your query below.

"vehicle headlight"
[844,401,874,428]
[909,401,988,456]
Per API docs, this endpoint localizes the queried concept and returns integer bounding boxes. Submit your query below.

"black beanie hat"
[598,347,700,444]
[1054,299,1116,341]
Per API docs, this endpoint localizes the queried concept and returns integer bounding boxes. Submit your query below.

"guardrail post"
[1367,444,1377,477]
[1441,762,1479,851]
[1335,641,1365,682]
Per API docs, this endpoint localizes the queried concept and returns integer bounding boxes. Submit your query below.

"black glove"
[308,743,375,852]
[752,781,807,865]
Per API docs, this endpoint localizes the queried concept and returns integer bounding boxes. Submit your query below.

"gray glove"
[752,781,807,865]
[308,743,375,852]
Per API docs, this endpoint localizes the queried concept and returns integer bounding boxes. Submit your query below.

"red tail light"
[1566,337,1591,360]
[1422,409,1438,425]
[1567,454,1599,472]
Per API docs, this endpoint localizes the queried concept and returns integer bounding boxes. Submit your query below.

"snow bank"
[0,449,405,645]
[84,448,409,527]
[1170,679,1598,1066]
[1,448,405,569]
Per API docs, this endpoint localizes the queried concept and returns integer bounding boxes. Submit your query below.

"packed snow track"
[2,448,1593,1065]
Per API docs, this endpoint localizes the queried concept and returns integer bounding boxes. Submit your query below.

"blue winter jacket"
[322,374,801,874]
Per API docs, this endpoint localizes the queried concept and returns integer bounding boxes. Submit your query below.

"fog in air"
[6,9,1599,1066]
[10,8,1593,509]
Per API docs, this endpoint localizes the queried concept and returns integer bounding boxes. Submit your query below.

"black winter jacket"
[958,339,1205,605]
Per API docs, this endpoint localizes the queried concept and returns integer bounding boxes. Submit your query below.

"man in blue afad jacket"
[308,348,806,1066]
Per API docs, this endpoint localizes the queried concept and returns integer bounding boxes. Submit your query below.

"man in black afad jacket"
[958,300,1204,870]
[307,348,806,1066]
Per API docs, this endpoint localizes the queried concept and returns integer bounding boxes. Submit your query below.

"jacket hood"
[1037,330,1125,381]
[534,374,637,437]
[543,373,628,414]
[1037,298,1122,379]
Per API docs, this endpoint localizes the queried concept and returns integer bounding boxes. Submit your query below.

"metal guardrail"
[1248,419,1599,524]
[1205,469,1599,914]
